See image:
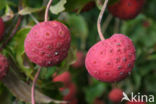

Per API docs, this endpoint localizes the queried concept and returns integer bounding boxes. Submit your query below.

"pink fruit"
[0,18,4,40]
[85,34,136,82]
[61,83,77,101]
[108,0,145,20]
[24,21,71,67]
[72,51,85,68]
[108,88,123,102]
[0,54,9,80]
[53,71,71,86]
[126,101,146,104]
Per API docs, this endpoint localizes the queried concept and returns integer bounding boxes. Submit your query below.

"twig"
[97,0,109,40]
[102,14,113,34]
[44,0,53,22]
[31,67,41,104]
[0,0,23,51]
[0,16,22,51]
[29,14,39,24]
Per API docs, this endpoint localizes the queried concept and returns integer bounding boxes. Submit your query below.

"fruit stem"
[31,67,41,104]
[44,0,53,22]
[97,0,109,40]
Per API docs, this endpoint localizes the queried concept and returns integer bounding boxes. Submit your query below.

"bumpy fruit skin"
[108,88,123,102]
[126,101,146,104]
[108,0,145,20]
[0,18,4,40]
[85,34,136,82]
[53,72,71,86]
[0,54,9,80]
[61,83,77,101]
[24,21,71,67]
[72,51,85,68]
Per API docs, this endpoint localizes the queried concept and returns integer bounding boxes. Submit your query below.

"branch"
[31,67,41,104]
[45,0,53,22]
[0,16,22,51]
[97,0,109,40]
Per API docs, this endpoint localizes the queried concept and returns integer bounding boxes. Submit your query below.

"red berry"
[72,51,85,68]
[61,83,77,101]
[108,0,145,20]
[0,18,4,40]
[0,54,9,80]
[85,34,136,82]
[24,21,71,67]
[108,88,123,102]
[53,71,71,86]
[126,101,146,104]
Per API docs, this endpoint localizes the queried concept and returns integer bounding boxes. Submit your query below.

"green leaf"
[56,47,77,72]
[65,0,91,12]
[50,0,67,15]
[2,5,14,22]
[84,80,106,104]
[18,7,44,15]
[0,0,6,10]
[9,28,33,78]
[67,14,88,40]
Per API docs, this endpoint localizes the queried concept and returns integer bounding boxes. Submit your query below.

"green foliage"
[0,0,156,104]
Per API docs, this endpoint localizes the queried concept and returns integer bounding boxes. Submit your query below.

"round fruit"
[85,34,136,82]
[0,54,9,80]
[72,51,85,68]
[126,101,146,104]
[108,0,145,20]
[53,71,71,86]
[0,18,4,40]
[24,21,71,67]
[61,83,77,101]
[108,88,123,102]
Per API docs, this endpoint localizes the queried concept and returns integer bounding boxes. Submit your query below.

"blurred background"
[0,0,156,104]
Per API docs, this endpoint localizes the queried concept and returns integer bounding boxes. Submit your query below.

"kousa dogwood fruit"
[85,34,136,82]
[24,21,71,67]
[53,71,71,86]
[61,83,77,101]
[0,54,9,80]
[108,88,123,102]
[72,51,85,68]
[108,0,145,20]
[0,18,4,40]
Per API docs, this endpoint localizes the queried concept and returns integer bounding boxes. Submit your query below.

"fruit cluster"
[53,72,77,104]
